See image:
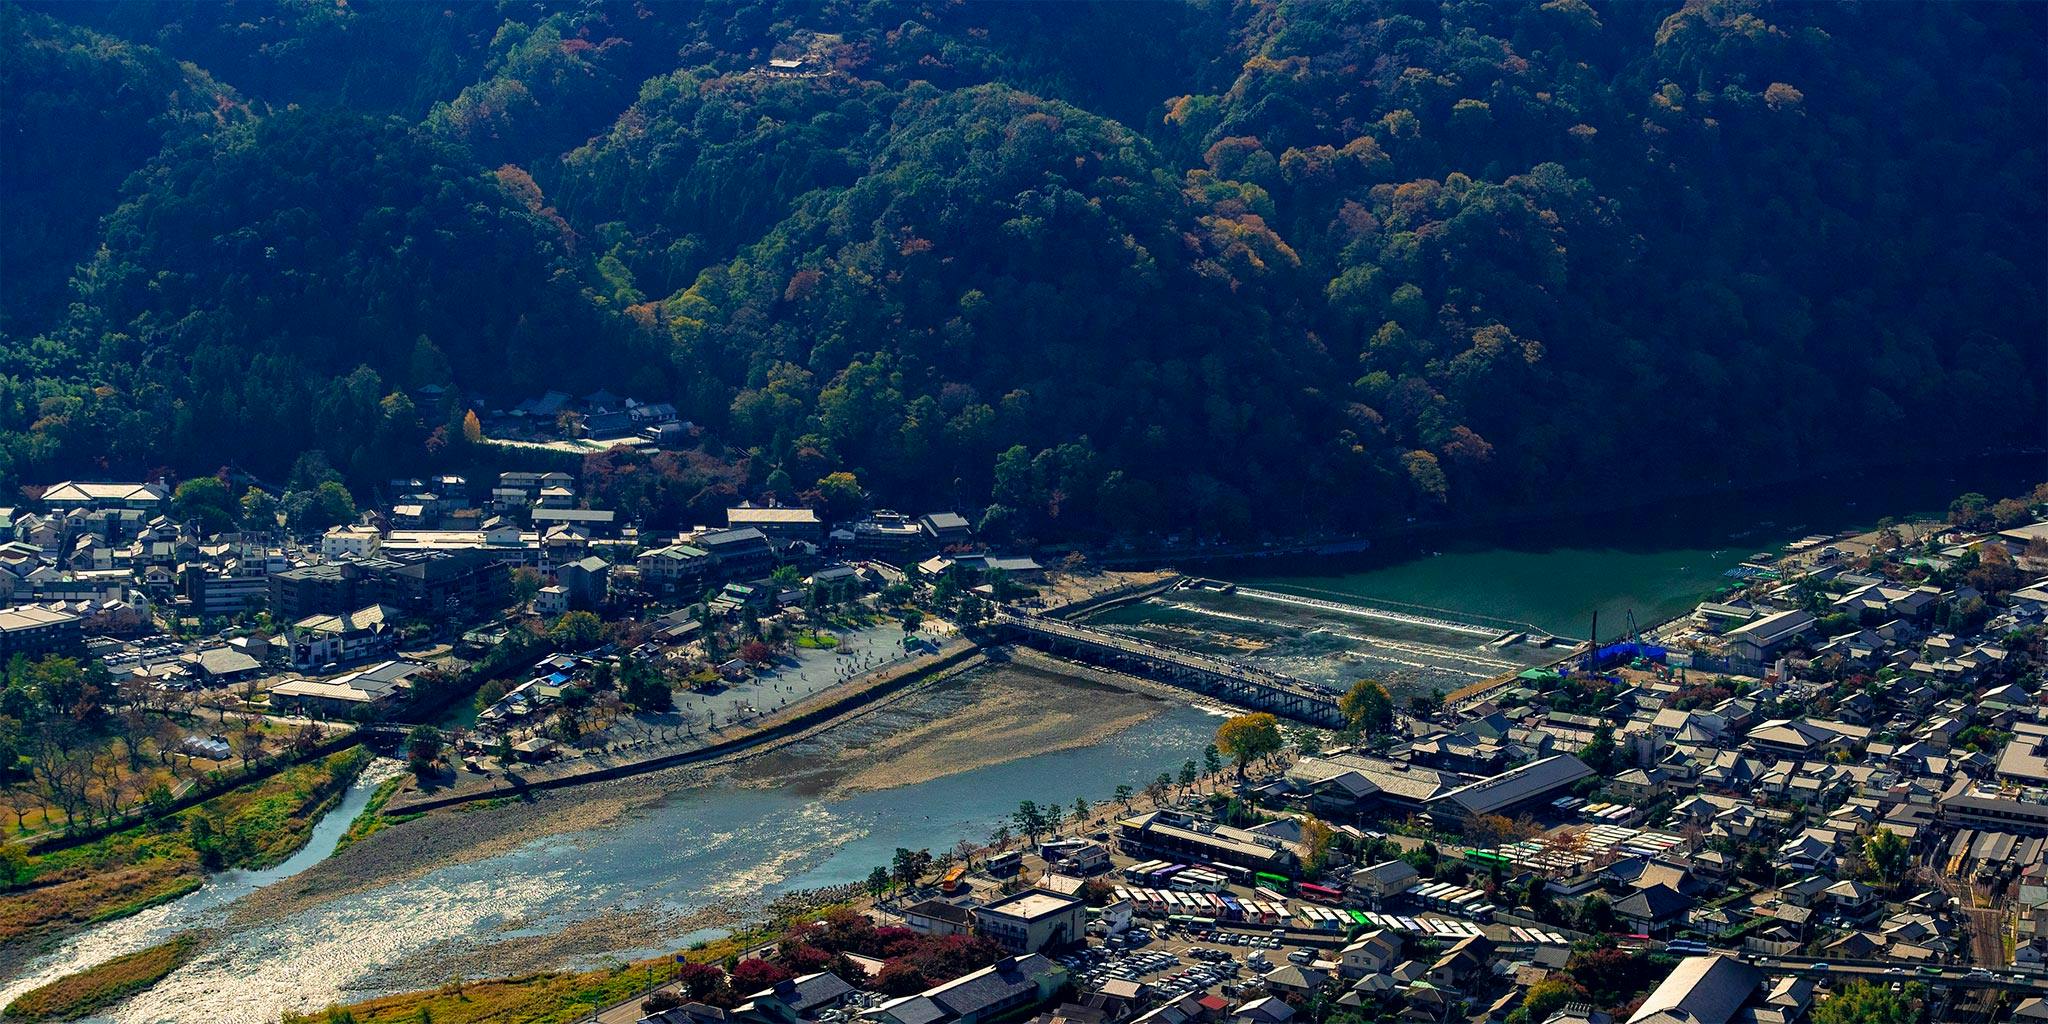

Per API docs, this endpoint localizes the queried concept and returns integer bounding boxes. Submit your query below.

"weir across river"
[1181,578,1575,646]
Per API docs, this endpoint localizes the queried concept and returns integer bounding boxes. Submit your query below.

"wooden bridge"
[991,610,1345,726]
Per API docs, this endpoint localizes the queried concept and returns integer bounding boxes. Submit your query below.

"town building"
[40,481,168,512]
[638,543,715,595]
[0,605,83,659]
[1116,810,1299,876]
[972,890,1086,953]
[1725,610,1816,666]
[1426,754,1593,826]
[285,604,396,669]
[697,527,777,578]
[268,659,425,718]
[727,505,825,542]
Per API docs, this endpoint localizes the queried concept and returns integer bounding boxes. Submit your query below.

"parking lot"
[1057,922,1331,1004]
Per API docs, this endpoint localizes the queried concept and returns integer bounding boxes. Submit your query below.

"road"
[1737,953,2048,993]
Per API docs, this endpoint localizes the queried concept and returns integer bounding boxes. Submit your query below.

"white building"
[321,524,382,559]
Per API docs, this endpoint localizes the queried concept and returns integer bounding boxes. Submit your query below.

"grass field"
[0,747,368,949]
[290,915,818,1023]
[1,933,200,1021]
[330,777,419,855]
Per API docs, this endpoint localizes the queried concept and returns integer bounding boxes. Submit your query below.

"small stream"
[0,758,406,1011]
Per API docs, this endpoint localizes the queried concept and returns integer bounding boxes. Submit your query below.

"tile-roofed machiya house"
[1745,718,1860,758]
[1613,884,1692,937]
[866,954,1066,1024]
[737,970,858,1024]
[1426,754,1593,825]
[1625,955,1762,1024]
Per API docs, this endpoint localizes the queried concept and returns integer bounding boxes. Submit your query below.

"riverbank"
[1,933,202,1022]
[379,635,980,816]
[714,658,1171,798]
[0,746,370,968]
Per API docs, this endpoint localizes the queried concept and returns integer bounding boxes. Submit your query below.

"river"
[1,693,1224,1024]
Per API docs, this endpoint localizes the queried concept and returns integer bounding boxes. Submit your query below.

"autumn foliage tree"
[1339,679,1394,735]
[1215,713,1284,780]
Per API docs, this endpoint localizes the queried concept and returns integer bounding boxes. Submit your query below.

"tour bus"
[1211,863,1253,885]
[1125,859,1168,881]
[1298,882,1345,905]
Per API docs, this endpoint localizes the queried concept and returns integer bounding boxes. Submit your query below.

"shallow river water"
[4,705,1222,1023]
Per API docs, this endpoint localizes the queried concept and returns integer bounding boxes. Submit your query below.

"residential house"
[1614,885,1692,938]
[864,954,1066,1024]
[1623,956,1761,1024]
[736,971,859,1024]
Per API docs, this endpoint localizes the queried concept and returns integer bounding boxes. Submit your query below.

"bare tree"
[237,717,265,771]
[1,781,39,833]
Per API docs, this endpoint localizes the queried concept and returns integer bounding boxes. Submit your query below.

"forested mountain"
[2,0,2042,541]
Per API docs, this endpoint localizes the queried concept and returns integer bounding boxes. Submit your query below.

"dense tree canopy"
[2,0,2041,540]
